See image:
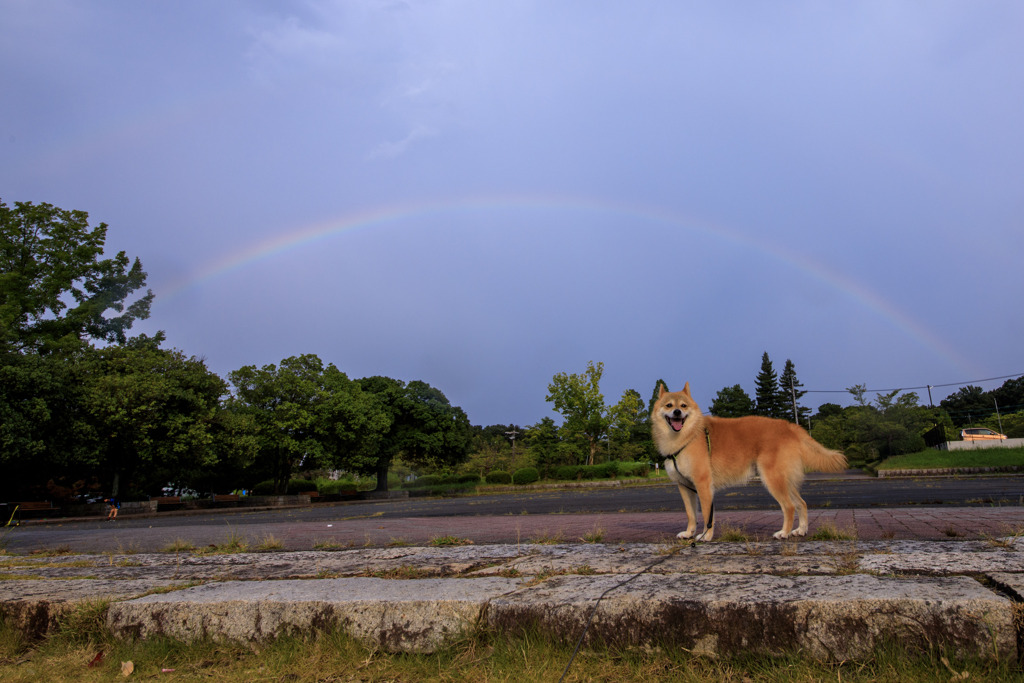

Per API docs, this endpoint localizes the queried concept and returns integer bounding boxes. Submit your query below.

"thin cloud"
[366,124,437,160]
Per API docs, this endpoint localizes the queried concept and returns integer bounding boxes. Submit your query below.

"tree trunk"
[374,461,389,492]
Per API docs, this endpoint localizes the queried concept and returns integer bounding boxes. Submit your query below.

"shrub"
[486,470,512,485]
[512,467,540,485]
[554,465,585,480]
[618,461,650,478]
[317,479,359,495]
[453,473,481,485]
[286,479,318,494]
[411,475,441,488]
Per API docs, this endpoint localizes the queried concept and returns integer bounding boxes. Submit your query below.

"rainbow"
[156,193,976,374]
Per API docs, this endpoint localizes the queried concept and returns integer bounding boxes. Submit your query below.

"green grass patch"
[0,616,1019,683]
[428,535,473,547]
[877,446,1024,470]
[809,522,857,541]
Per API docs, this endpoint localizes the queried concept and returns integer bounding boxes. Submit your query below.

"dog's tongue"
[670,417,684,432]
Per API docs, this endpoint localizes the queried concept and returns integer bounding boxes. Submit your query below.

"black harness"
[662,426,714,528]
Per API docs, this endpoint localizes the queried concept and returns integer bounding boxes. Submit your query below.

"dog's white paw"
[677,530,695,539]
[695,528,714,542]
[773,530,790,540]
[791,528,807,537]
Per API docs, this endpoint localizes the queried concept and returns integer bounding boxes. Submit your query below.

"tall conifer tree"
[778,358,809,424]
[754,352,785,418]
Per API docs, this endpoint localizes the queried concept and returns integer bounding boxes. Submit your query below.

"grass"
[528,529,565,545]
[809,521,857,541]
[1,609,1020,683]
[191,527,250,555]
[877,446,1024,470]
[580,525,605,543]
[715,522,753,542]
[162,538,196,553]
[253,533,284,551]
[428,535,473,547]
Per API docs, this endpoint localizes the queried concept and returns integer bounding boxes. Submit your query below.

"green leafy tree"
[79,336,227,497]
[0,351,92,499]
[462,424,529,478]
[778,359,809,424]
[754,352,786,418]
[357,376,472,491]
[0,199,153,354]
[229,355,387,494]
[710,384,756,417]
[523,417,565,475]
[608,388,652,461]
[991,377,1024,414]
[546,361,609,466]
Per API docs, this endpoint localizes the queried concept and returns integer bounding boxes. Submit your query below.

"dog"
[651,382,846,541]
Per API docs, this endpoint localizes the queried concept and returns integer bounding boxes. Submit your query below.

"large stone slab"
[0,579,185,637]
[487,573,1017,661]
[107,576,523,653]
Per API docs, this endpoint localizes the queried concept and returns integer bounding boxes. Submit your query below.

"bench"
[16,501,54,511]
[299,490,321,500]
[151,496,183,511]
[8,501,55,522]
[209,493,241,507]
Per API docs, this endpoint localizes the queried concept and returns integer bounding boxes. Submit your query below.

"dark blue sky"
[2,1,1021,425]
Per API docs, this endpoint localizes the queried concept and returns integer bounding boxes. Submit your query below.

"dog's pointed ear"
[682,381,691,396]
[658,382,667,398]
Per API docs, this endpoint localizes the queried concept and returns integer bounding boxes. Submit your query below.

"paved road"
[6,475,1022,553]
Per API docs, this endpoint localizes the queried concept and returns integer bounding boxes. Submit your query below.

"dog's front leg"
[694,482,715,542]
[675,482,698,539]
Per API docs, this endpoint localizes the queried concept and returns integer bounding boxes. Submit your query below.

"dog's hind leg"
[675,483,699,539]
[790,490,809,537]
[761,471,797,539]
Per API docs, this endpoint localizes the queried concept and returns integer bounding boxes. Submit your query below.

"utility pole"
[504,427,520,456]
[790,379,799,424]
[926,385,934,408]
[994,399,1004,435]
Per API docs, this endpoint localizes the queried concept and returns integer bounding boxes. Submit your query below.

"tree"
[79,336,227,497]
[754,352,785,418]
[710,384,756,417]
[778,359,809,424]
[0,199,153,354]
[523,417,565,474]
[0,350,92,499]
[357,376,472,491]
[546,361,609,466]
[939,385,990,426]
[608,388,652,461]
[648,378,668,416]
[229,355,387,494]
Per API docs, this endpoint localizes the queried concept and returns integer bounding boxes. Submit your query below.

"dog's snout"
[672,409,682,417]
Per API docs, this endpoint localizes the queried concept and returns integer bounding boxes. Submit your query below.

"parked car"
[961,427,1007,441]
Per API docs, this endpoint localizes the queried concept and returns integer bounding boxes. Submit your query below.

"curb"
[3,539,1022,662]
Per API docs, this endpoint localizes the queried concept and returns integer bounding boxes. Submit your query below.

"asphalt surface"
[6,474,1023,553]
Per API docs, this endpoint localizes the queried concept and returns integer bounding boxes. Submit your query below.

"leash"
[557,542,691,683]
[661,427,714,527]
[557,426,713,680]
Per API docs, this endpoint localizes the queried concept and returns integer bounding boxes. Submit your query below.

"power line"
[802,372,1023,395]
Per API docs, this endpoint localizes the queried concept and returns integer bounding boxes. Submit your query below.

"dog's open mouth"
[666,415,686,432]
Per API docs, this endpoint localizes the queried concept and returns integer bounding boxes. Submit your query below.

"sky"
[2,1,1022,427]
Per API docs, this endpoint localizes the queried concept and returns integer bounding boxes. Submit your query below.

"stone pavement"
[2,506,1023,663]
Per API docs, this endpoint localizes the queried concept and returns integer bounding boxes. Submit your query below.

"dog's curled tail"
[800,434,848,473]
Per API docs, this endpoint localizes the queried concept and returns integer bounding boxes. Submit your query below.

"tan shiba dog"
[652,382,847,541]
